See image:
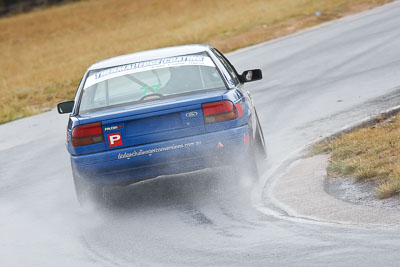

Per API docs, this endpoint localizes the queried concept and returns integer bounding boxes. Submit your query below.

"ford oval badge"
[186,111,198,118]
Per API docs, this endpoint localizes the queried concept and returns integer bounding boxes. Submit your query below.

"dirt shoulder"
[269,155,400,227]
[268,105,400,226]
[326,176,400,211]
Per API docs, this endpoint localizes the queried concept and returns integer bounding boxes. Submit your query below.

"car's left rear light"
[71,122,104,147]
[202,100,237,124]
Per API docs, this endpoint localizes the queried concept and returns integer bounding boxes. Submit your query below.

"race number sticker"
[108,132,122,147]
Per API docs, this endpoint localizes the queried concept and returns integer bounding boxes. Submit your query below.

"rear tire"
[254,111,267,161]
[72,170,104,205]
[236,110,267,182]
[234,146,260,182]
[246,147,260,181]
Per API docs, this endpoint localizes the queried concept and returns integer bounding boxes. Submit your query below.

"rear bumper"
[71,125,250,185]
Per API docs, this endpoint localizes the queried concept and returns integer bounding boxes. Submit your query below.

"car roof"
[88,44,214,71]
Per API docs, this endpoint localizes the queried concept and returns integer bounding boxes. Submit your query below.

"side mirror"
[240,69,262,83]
[57,101,75,114]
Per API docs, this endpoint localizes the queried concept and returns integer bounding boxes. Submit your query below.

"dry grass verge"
[311,114,400,199]
[0,0,392,124]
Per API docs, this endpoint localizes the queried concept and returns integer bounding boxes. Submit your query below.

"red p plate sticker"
[108,132,122,147]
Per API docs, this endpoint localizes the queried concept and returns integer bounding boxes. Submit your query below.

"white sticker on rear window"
[84,55,215,89]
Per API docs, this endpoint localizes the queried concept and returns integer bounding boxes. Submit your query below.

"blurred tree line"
[0,0,70,15]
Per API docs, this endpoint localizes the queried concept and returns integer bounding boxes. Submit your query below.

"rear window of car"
[78,52,226,114]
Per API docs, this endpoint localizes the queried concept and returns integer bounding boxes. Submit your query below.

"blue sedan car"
[58,44,266,204]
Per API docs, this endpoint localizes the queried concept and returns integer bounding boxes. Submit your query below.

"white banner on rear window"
[84,55,215,89]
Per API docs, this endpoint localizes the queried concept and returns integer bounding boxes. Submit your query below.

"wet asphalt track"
[2,2,400,266]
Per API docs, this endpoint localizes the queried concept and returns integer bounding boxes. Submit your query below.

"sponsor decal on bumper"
[118,141,202,159]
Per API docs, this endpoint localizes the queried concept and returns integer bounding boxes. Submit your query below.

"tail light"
[71,122,104,147]
[202,100,238,124]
